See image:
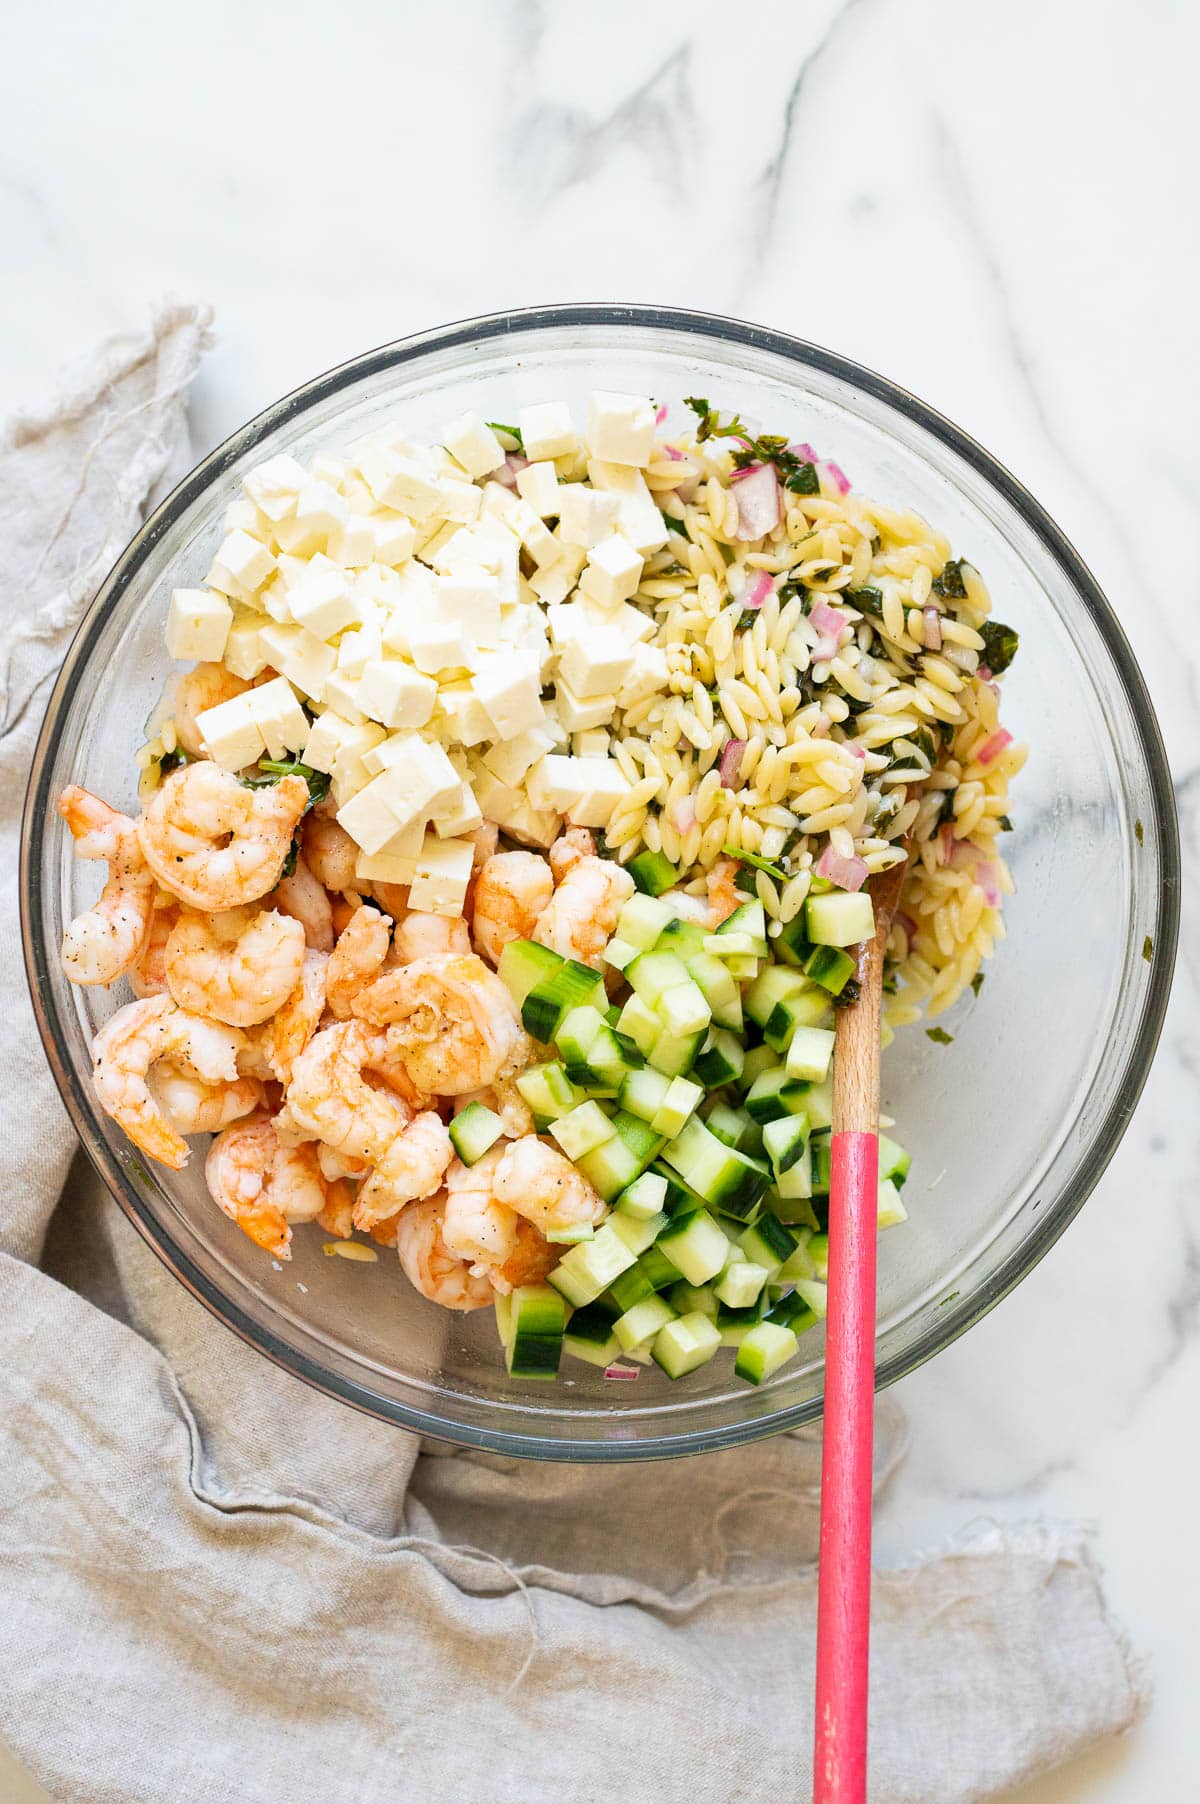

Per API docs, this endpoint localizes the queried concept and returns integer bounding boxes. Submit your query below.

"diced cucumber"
[775,1142,813,1201]
[550,1100,616,1162]
[607,1262,656,1313]
[702,931,762,959]
[562,1300,620,1366]
[559,1007,640,1091]
[516,1060,582,1122]
[738,1213,799,1276]
[615,1063,671,1129]
[763,984,833,1054]
[448,1101,504,1166]
[614,1294,677,1353]
[652,1311,721,1378]
[714,1260,769,1309]
[716,900,768,944]
[793,1277,828,1319]
[803,1076,833,1132]
[506,1284,566,1380]
[626,950,691,1007]
[548,1223,637,1306]
[744,1066,811,1124]
[724,953,762,981]
[640,1242,682,1290]
[878,1134,911,1186]
[522,958,606,1042]
[662,1115,771,1220]
[738,1044,779,1092]
[617,891,675,950]
[667,1280,719,1319]
[776,1238,816,1285]
[556,1004,609,1069]
[656,979,712,1038]
[744,965,809,1029]
[771,915,811,967]
[717,1309,766,1348]
[655,916,709,960]
[493,1291,514,1353]
[704,1101,760,1153]
[628,849,678,896]
[734,1320,800,1384]
[686,952,743,1030]
[603,936,639,973]
[807,1235,829,1280]
[576,1109,663,1201]
[802,943,857,996]
[616,992,662,1059]
[763,1112,811,1176]
[805,891,875,947]
[810,1130,831,1194]
[545,1223,594,1245]
[617,1170,668,1221]
[657,1208,731,1286]
[692,1028,745,1089]
[498,938,561,1009]
[651,1160,707,1218]
[651,1075,703,1137]
[764,1187,820,1229]
[764,1289,818,1335]
[786,1025,836,1084]
[646,1026,703,1078]
[878,1177,908,1229]
[608,1208,668,1257]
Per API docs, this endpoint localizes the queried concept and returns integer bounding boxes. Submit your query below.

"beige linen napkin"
[0,309,1149,1804]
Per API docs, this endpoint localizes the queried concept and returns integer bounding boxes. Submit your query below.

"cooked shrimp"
[472,851,554,967]
[164,906,305,1027]
[272,853,334,952]
[352,953,522,1096]
[442,1148,520,1266]
[316,1178,356,1239]
[129,894,182,997]
[466,821,500,868]
[92,995,244,1170]
[457,1076,534,1140]
[353,1110,454,1230]
[206,1114,329,1260]
[394,1194,494,1311]
[302,807,360,894]
[262,949,327,1084]
[392,911,471,962]
[485,1217,560,1295]
[534,840,635,969]
[275,1020,410,1164]
[317,1142,368,1183]
[326,904,392,1018]
[370,882,410,920]
[153,1063,264,1136]
[664,858,743,928]
[138,762,309,911]
[493,1135,605,1235]
[172,662,252,758]
[58,786,157,985]
[549,826,596,881]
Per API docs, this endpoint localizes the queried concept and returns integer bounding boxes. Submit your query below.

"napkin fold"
[0,307,1149,1804]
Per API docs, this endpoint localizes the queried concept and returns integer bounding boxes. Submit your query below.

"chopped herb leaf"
[278,835,300,882]
[881,969,900,995]
[785,462,820,496]
[1134,818,1144,846]
[486,421,523,450]
[998,814,1013,831]
[1143,935,1154,963]
[243,757,331,809]
[970,973,985,996]
[870,534,882,555]
[722,845,786,881]
[979,620,1019,673]
[926,1026,954,1045]
[662,513,691,541]
[845,586,884,618]
[932,559,968,599]
[158,747,194,775]
[738,609,760,631]
[684,397,749,443]
[683,397,817,486]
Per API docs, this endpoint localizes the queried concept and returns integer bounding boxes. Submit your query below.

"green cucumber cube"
[607,1263,656,1313]
[646,1027,704,1078]
[878,1134,911,1186]
[657,1208,730,1286]
[667,1281,719,1319]
[808,1234,829,1280]
[804,1076,834,1132]
[714,1260,769,1309]
[805,891,875,947]
[775,1143,813,1201]
[506,1283,567,1380]
[563,1301,620,1366]
[652,1311,721,1378]
[686,952,743,1030]
[655,916,708,960]
[548,1224,637,1307]
[617,892,675,950]
[618,1171,669,1221]
[716,900,767,940]
[657,980,712,1038]
[785,1025,836,1084]
[602,936,639,973]
[734,1320,800,1384]
[497,938,561,1008]
[793,1277,828,1319]
[614,1294,677,1352]
[626,950,691,1007]
[619,1066,671,1125]
[550,1100,616,1162]
[627,849,678,897]
[616,993,662,1059]
[738,1213,799,1276]
[764,1290,818,1335]
[651,1076,704,1138]
[702,931,763,959]
[776,1235,816,1283]
[448,1101,505,1166]
[639,1242,682,1290]
[692,1028,745,1090]
[544,1223,595,1245]
[608,1209,668,1256]
[878,1178,908,1229]
[802,943,857,995]
[515,1060,580,1122]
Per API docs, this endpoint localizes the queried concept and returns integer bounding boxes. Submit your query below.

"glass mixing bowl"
[20,305,1178,1460]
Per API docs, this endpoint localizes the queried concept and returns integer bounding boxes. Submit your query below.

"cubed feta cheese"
[222,612,270,681]
[330,721,388,797]
[526,754,587,814]
[578,533,643,610]
[515,460,561,519]
[407,837,475,917]
[408,618,470,677]
[357,444,443,519]
[435,683,492,747]
[354,658,438,730]
[287,555,359,640]
[586,461,670,554]
[518,402,577,462]
[481,727,556,788]
[573,729,611,758]
[432,783,484,839]
[321,669,369,724]
[556,484,620,549]
[355,847,418,886]
[247,676,312,759]
[379,561,438,655]
[373,734,461,825]
[165,588,233,662]
[196,693,265,771]
[335,622,384,678]
[327,515,377,568]
[302,710,366,775]
[435,570,502,648]
[224,498,263,536]
[215,528,276,594]
[557,620,636,698]
[471,769,561,847]
[566,760,631,829]
[256,622,338,702]
[554,676,616,732]
[442,412,506,480]
[294,480,348,540]
[471,650,545,737]
[370,512,417,566]
[617,640,670,709]
[506,498,558,567]
[310,453,348,489]
[243,454,307,523]
[586,391,656,467]
[436,478,484,525]
[337,775,408,855]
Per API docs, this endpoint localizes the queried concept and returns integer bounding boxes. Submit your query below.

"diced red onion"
[938,821,955,864]
[810,600,847,637]
[812,634,840,664]
[719,738,746,788]
[655,402,668,425]
[824,459,851,496]
[792,442,819,463]
[671,798,697,834]
[973,859,1001,907]
[978,664,993,681]
[730,463,781,540]
[494,453,529,490]
[743,570,773,611]
[811,714,830,738]
[848,742,866,761]
[923,606,943,651]
[604,1364,640,1381]
[816,845,869,892]
[975,728,1013,767]
[665,444,685,462]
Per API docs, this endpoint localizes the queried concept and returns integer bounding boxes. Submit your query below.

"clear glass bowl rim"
[20,302,1181,1461]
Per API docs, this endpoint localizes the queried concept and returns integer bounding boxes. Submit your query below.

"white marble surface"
[2,1,1197,1798]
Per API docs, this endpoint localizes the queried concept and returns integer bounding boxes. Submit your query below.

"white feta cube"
[310,452,348,489]
[302,710,366,775]
[586,391,656,467]
[481,727,556,788]
[436,478,484,525]
[257,622,338,702]
[321,669,369,724]
[554,676,617,732]
[335,622,384,678]
[361,446,444,520]
[294,480,348,541]
[471,769,560,846]
[557,619,635,698]
[247,676,311,759]
[565,759,631,829]
[287,555,359,640]
[165,588,233,663]
[215,528,276,594]
[556,484,620,549]
[407,837,474,917]
[243,454,307,523]
[506,497,558,567]
[617,640,670,709]
[373,735,461,826]
[586,461,670,554]
[471,650,545,738]
[378,561,438,655]
[573,729,611,758]
[432,783,484,839]
[527,754,587,815]
[329,721,388,795]
[435,683,492,747]
[355,847,417,886]
[196,693,265,771]
[370,512,417,566]
[442,412,506,481]
[337,775,406,854]
[515,460,561,519]
[354,659,438,730]
[408,619,470,677]
[578,533,643,610]
[434,569,502,650]
[222,612,270,680]
[327,515,377,568]
[518,402,576,462]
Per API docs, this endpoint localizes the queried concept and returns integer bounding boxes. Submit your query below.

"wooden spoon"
[812,852,911,1804]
